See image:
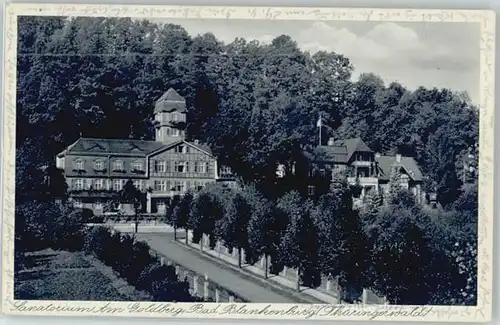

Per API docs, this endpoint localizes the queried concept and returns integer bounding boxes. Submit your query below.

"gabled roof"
[154,88,187,114]
[306,137,373,164]
[61,137,214,159]
[376,155,424,182]
[148,140,214,158]
[64,138,165,156]
[305,145,349,163]
[333,137,373,162]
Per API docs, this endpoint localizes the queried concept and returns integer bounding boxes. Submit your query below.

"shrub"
[52,208,88,252]
[137,262,193,302]
[121,241,154,286]
[83,227,112,258]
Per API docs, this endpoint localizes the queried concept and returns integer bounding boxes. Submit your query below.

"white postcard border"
[1,3,495,322]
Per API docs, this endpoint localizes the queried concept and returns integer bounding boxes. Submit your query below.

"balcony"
[68,189,119,198]
[351,160,373,167]
[347,177,378,186]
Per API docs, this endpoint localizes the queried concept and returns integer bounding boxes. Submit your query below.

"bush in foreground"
[84,227,195,302]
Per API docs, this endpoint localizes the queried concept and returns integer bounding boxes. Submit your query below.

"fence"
[189,232,387,305]
[156,255,246,303]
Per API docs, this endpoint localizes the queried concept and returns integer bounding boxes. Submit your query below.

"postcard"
[1,3,495,323]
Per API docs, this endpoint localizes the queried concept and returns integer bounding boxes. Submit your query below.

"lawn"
[15,249,147,301]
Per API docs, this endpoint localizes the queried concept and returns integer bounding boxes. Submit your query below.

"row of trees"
[17,16,478,207]
[165,173,477,305]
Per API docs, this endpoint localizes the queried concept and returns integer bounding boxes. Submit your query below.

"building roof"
[154,88,187,114]
[64,138,165,156]
[61,137,213,158]
[306,145,349,163]
[376,155,424,182]
[332,137,373,162]
[306,137,373,164]
[148,139,214,158]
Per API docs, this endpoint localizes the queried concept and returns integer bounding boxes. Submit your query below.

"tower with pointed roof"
[153,88,187,144]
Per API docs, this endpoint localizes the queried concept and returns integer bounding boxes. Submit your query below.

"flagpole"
[318,113,322,146]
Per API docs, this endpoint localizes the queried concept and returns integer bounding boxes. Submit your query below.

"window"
[194,180,203,191]
[195,162,207,173]
[75,160,84,170]
[172,112,178,122]
[94,160,103,171]
[113,160,124,171]
[95,200,104,210]
[319,169,326,177]
[73,179,84,190]
[154,180,166,192]
[174,161,186,173]
[173,181,182,192]
[154,160,166,173]
[133,180,143,190]
[185,162,190,173]
[187,180,192,189]
[175,145,185,153]
[307,185,315,197]
[94,179,104,190]
[132,161,143,171]
[113,179,122,191]
[179,181,186,193]
[73,199,83,208]
[308,168,314,177]
[157,200,167,212]
[220,166,232,175]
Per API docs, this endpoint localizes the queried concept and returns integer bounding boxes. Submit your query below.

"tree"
[189,188,224,251]
[219,191,251,268]
[278,191,319,291]
[246,185,287,278]
[119,180,145,233]
[312,175,370,302]
[165,195,181,240]
[176,192,194,244]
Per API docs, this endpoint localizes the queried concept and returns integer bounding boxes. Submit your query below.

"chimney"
[194,139,199,145]
[327,138,335,146]
[396,154,402,163]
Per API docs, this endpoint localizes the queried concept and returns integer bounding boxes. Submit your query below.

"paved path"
[136,233,302,303]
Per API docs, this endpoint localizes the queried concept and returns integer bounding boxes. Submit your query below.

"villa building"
[300,137,425,204]
[56,88,236,215]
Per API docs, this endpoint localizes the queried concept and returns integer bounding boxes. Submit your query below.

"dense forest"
[17,16,478,204]
[15,16,479,305]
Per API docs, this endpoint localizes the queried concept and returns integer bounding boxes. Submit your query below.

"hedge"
[83,227,194,302]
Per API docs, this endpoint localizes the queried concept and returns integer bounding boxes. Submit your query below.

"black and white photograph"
[2,4,495,323]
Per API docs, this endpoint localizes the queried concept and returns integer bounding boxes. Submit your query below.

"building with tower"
[56,88,236,215]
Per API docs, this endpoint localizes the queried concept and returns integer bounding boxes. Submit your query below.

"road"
[136,233,303,303]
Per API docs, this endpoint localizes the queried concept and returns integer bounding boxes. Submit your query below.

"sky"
[152,18,480,104]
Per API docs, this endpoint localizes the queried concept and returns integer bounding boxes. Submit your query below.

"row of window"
[72,179,143,191]
[156,128,184,138]
[71,178,211,192]
[153,180,210,192]
[155,112,186,123]
[74,159,144,172]
[153,160,209,173]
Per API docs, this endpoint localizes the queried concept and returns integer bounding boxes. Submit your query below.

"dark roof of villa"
[306,137,373,164]
[332,137,373,161]
[154,88,187,114]
[306,145,349,163]
[376,155,424,182]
